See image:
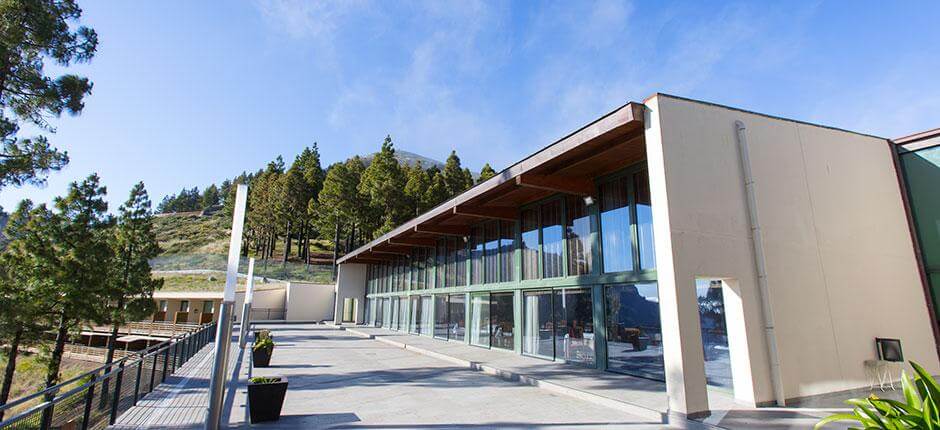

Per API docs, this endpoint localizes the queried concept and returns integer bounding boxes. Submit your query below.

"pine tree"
[0,0,98,189]
[0,200,51,419]
[201,184,220,208]
[424,171,450,210]
[478,163,496,184]
[403,162,431,216]
[102,183,163,373]
[359,136,408,236]
[442,150,472,197]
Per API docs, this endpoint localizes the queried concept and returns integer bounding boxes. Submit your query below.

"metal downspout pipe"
[734,120,786,407]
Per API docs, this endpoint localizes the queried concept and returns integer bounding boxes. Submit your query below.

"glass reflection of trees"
[605,283,664,380]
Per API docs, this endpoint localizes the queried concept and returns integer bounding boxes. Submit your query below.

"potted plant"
[247,376,288,423]
[252,333,275,367]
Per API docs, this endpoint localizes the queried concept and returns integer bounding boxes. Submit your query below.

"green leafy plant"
[249,376,281,384]
[816,361,940,429]
[254,330,272,342]
[253,336,274,352]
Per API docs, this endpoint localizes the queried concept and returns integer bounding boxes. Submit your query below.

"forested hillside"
[155,136,499,272]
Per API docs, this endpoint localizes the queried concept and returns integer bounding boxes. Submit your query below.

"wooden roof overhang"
[339,102,647,265]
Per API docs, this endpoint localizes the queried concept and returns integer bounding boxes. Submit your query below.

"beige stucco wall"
[153,296,221,323]
[285,282,335,321]
[650,94,939,404]
[334,263,367,324]
[235,287,287,322]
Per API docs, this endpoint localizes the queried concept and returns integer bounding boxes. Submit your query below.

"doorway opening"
[696,278,733,391]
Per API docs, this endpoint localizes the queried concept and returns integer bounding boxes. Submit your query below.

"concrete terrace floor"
[232,323,674,429]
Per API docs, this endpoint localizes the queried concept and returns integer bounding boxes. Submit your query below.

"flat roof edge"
[893,127,940,145]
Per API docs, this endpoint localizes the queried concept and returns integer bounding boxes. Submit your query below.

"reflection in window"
[566,196,594,276]
[456,238,468,287]
[697,280,731,389]
[434,295,448,339]
[484,221,499,284]
[409,296,420,334]
[635,170,656,270]
[541,200,564,278]
[374,299,384,328]
[446,238,456,287]
[470,293,490,347]
[523,290,553,358]
[436,240,446,288]
[449,294,466,341]
[521,209,539,280]
[490,292,515,350]
[383,298,392,328]
[420,295,433,336]
[605,283,663,381]
[600,177,633,273]
[390,298,399,330]
[398,297,408,331]
[553,288,594,366]
[471,226,484,284]
[500,220,515,282]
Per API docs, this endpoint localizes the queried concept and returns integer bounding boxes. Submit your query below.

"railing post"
[171,340,178,372]
[39,401,53,430]
[81,379,96,430]
[149,353,157,393]
[109,362,125,425]
[133,360,143,405]
[162,347,170,383]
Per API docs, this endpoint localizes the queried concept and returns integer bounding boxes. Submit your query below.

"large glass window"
[484,221,499,284]
[635,170,655,270]
[409,296,421,334]
[446,238,457,287]
[420,296,433,336]
[599,176,633,273]
[697,280,731,389]
[456,238,468,287]
[364,297,372,325]
[566,196,594,276]
[399,297,408,330]
[448,294,466,341]
[523,290,553,358]
[605,283,663,381]
[499,220,515,282]
[471,226,484,284]
[541,200,564,278]
[490,292,515,350]
[469,293,490,347]
[390,297,399,330]
[434,295,448,339]
[554,288,594,366]
[521,209,539,280]
[383,298,392,328]
[414,249,427,290]
[436,240,446,288]
[374,298,384,328]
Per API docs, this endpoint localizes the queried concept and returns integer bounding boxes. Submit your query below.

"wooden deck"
[109,338,242,430]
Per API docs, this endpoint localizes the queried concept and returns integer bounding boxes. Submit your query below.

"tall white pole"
[239,258,255,349]
[205,184,247,430]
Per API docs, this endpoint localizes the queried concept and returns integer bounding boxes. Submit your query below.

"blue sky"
[2,0,939,211]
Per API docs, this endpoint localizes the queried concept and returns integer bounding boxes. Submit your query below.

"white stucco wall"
[235,287,287,322]
[648,94,939,405]
[285,282,335,321]
[334,263,367,324]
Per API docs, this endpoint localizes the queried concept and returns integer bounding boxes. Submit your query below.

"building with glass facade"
[332,94,940,417]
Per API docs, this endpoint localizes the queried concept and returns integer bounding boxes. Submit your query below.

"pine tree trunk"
[283,220,292,263]
[44,312,70,399]
[0,328,23,421]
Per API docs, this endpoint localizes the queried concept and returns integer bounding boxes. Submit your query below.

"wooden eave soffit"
[514,173,594,196]
[414,225,471,237]
[452,205,518,221]
[369,246,411,256]
[388,237,437,248]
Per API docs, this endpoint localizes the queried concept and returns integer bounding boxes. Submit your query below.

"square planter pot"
[247,377,288,423]
[253,345,274,367]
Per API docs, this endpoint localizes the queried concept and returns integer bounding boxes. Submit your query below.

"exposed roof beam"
[388,237,437,248]
[414,225,470,237]
[369,246,411,256]
[453,205,518,221]
[515,173,595,196]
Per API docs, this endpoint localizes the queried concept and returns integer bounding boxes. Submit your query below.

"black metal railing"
[0,322,217,430]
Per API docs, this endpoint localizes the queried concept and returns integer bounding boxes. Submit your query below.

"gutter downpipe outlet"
[734,120,786,407]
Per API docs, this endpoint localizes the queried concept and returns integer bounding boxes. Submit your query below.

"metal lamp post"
[239,258,255,349]
[205,184,247,430]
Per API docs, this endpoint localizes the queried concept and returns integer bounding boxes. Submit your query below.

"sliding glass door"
[448,294,466,341]
[470,293,490,347]
[523,287,594,366]
[605,283,664,380]
[523,290,553,358]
